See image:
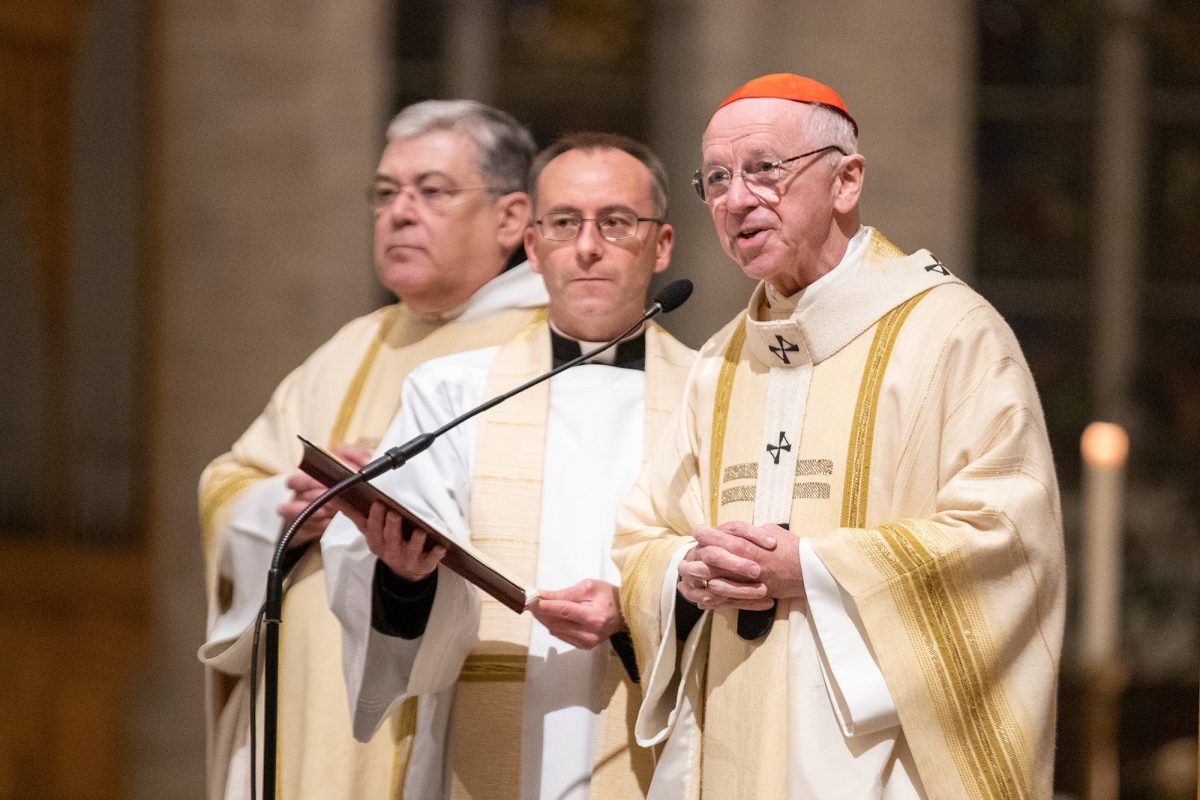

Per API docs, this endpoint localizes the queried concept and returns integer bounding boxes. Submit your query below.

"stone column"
[444,0,503,102]
[138,1,389,795]
[1091,0,1147,426]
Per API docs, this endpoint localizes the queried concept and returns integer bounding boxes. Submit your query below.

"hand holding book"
[297,436,537,613]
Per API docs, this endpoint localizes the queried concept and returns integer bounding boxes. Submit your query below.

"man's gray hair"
[386,100,537,194]
[805,103,859,156]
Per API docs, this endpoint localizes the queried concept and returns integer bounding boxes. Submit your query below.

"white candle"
[1079,421,1130,667]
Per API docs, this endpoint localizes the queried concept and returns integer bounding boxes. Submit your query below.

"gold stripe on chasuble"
[708,319,747,523]
[874,522,1029,799]
[458,653,528,682]
[199,468,271,553]
[719,485,756,505]
[719,480,831,507]
[840,291,929,528]
[329,313,399,445]
[840,290,1028,799]
[721,458,833,483]
[869,230,906,259]
[718,427,836,506]
[389,696,419,800]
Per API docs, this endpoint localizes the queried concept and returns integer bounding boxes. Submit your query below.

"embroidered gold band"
[722,458,833,483]
[458,653,528,683]
[709,319,747,523]
[841,291,929,528]
[719,481,831,506]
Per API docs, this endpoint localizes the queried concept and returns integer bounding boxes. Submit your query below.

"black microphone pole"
[258,278,692,799]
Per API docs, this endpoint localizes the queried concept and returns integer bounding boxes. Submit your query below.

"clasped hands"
[356,501,623,651]
[677,521,805,611]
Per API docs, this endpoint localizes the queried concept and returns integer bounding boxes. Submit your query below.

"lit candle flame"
[1080,422,1129,470]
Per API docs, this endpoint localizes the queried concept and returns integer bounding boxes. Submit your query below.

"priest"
[613,74,1065,799]
[198,100,548,800]
[322,133,696,799]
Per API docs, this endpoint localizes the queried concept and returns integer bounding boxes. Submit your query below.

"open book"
[297,437,537,613]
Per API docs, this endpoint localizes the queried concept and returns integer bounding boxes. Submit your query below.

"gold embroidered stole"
[698,292,928,797]
[403,320,686,800]
[445,316,549,799]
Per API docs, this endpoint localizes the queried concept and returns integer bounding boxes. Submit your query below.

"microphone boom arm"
[255,276,692,800]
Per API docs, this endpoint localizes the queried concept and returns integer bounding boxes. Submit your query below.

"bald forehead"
[702,98,815,157]
[536,147,654,209]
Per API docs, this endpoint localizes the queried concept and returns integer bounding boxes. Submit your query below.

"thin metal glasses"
[691,144,848,202]
[533,210,664,242]
[366,181,494,214]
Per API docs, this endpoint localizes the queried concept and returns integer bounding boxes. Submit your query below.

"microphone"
[358,277,694,480]
[256,277,693,800]
[654,277,693,314]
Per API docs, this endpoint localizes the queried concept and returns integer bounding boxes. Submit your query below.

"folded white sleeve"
[800,537,899,736]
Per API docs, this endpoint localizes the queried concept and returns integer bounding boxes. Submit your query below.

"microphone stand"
[258,280,691,799]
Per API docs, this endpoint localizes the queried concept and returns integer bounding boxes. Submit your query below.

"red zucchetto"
[716,73,857,135]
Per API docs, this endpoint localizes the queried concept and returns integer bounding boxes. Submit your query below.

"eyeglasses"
[691,144,848,202]
[533,210,664,242]
[366,181,494,214]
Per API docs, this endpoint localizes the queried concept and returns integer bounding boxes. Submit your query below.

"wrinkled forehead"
[702,98,814,161]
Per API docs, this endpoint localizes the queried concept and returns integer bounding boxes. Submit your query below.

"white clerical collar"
[414,261,549,324]
[547,319,622,365]
[763,226,869,319]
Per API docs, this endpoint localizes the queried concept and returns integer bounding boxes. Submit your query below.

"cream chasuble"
[614,229,1065,800]
[322,319,695,799]
[197,264,548,800]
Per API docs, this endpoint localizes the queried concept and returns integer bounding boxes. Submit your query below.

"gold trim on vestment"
[722,462,756,482]
[709,320,747,523]
[719,485,755,505]
[199,467,271,555]
[329,311,399,445]
[793,481,830,499]
[719,481,832,506]
[721,458,833,484]
[458,653,528,682]
[390,696,419,800]
[841,291,929,528]
[869,230,906,259]
[873,522,1029,800]
[796,458,834,476]
[839,288,1029,799]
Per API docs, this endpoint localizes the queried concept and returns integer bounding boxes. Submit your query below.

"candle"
[1079,421,1130,667]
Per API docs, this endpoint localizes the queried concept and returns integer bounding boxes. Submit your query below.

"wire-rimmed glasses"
[691,144,848,202]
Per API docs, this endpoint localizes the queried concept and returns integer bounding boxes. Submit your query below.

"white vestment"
[324,328,693,799]
[615,228,1064,800]
[641,230,918,799]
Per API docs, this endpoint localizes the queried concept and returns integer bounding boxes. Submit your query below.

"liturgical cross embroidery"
[924,255,950,275]
[769,335,800,364]
[766,431,792,465]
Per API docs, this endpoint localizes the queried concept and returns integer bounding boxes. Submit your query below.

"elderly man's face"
[701,98,855,294]
[371,131,525,312]
[525,148,673,342]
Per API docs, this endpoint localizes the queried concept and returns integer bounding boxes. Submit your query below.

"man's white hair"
[805,103,859,155]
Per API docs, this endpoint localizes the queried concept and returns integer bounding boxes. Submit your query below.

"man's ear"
[496,192,532,253]
[832,154,865,215]
[652,223,675,274]
[524,223,542,274]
